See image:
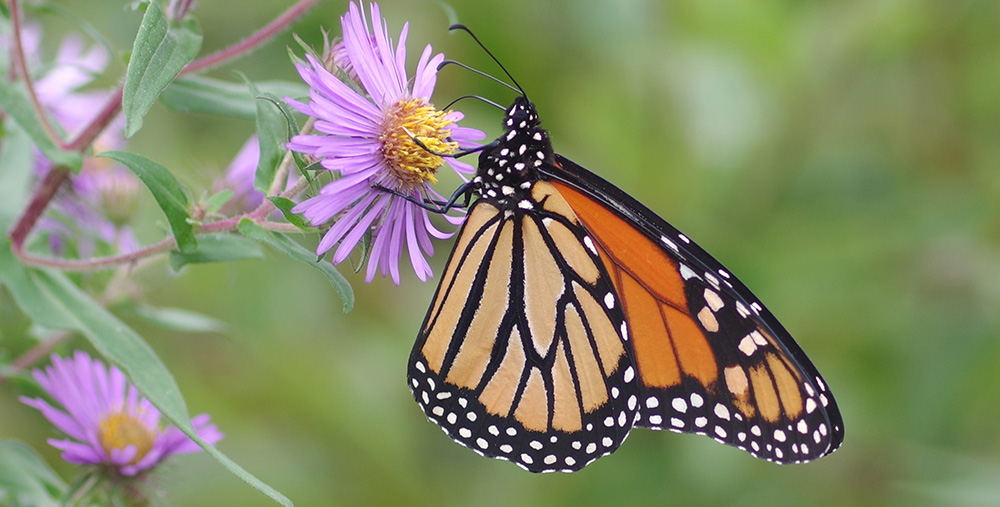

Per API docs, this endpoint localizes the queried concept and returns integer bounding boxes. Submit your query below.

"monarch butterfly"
[407,65,843,473]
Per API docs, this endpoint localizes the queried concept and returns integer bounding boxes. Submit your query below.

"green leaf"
[0,240,292,507]
[0,440,67,507]
[0,81,82,172]
[167,234,264,271]
[127,304,227,333]
[0,244,76,331]
[160,76,308,119]
[0,123,35,230]
[262,90,310,173]
[244,80,283,194]
[203,189,234,215]
[267,196,313,230]
[122,0,202,138]
[238,219,354,312]
[98,151,196,253]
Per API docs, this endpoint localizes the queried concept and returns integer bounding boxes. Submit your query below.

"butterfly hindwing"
[408,182,639,472]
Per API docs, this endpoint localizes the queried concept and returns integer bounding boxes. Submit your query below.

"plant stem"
[6,0,319,257]
[8,0,62,146]
[181,0,322,75]
[7,167,70,250]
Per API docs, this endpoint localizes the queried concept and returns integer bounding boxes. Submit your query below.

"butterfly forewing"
[542,156,844,462]
[408,182,639,472]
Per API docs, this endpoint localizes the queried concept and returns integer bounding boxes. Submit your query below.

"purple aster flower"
[19,351,223,477]
[286,1,484,284]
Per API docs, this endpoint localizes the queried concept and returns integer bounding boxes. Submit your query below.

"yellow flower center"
[378,98,458,190]
[98,412,156,466]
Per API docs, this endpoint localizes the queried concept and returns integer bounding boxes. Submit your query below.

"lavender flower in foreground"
[286,1,484,284]
[19,351,223,477]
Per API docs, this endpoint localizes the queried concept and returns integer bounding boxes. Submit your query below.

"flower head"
[286,1,484,284]
[20,351,223,476]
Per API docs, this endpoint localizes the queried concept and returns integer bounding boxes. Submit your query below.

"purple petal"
[404,203,431,281]
[412,46,443,99]
[49,439,105,465]
[19,397,89,441]
[332,194,387,262]
[316,191,379,254]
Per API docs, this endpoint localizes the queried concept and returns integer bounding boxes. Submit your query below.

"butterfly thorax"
[472,97,555,208]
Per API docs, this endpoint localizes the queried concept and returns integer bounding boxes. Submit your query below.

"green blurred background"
[3,0,1000,505]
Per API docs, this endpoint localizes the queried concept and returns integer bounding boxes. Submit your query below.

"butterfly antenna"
[448,24,526,97]
[439,60,520,95]
[443,94,506,111]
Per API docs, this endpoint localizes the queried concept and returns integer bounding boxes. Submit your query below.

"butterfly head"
[472,97,555,203]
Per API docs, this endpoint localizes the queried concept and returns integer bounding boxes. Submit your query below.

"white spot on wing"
[661,236,679,252]
[704,289,724,311]
[736,301,750,318]
[680,264,698,280]
[690,393,704,408]
[671,398,687,413]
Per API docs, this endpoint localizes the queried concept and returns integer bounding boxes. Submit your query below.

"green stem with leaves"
[5,0,320,255]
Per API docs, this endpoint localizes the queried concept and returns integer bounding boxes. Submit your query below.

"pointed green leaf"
[160,76,307,119]
[243,80,284,194]
[260,90,310,172]
[128,304,227,333]
[0,81,82,172]
[238,218,354,311]
[167,234,264,271]
[203,189,234,215]
[267,196,313,230]
[122,0,202,137]
[0,440,67,507]
[98,150,196,253]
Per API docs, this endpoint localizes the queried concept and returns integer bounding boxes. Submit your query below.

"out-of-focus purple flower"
[216,135,299,215]
[286,1,484,285]
[219,135,266,213]
[20,351,223,476]
[10,24,140,256]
